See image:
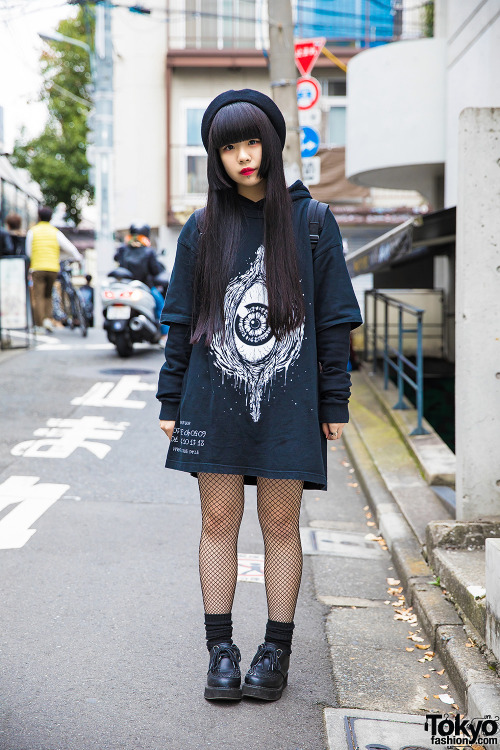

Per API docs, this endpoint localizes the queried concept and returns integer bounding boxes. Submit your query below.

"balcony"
[346,38,446,209]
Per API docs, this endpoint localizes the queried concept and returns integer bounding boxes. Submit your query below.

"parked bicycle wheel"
[72,292,88,337]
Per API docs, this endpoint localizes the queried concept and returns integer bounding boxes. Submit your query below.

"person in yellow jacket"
[26,206,83,333]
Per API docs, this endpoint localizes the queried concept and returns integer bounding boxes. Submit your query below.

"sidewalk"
[342,366,500,719]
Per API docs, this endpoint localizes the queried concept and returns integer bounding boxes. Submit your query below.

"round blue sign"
[300,126,320,158]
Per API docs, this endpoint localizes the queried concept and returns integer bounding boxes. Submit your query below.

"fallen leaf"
[384,600,391,605]
[365,512,372,519]
[330,446,337,451]
[425,651,435,657]
[341,460,350,467]
[405,647,414,652]
[366,521,376,527]
[440,684,448,690]
[415,644,431,650]
[365,533,379,541]
[465,642,475,648]
[436,669,445,675]
[408,635,425,642]
[387,578,400,586]
[348,482,359,487]
[452,704,460,711]
[363,505,369,510]
[418,658,426,663]
[423,674,430,678]
[423,695,428,700]
[349,468,355,473]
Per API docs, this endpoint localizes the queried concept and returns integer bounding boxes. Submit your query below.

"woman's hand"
[160,420,176,440]
[321,422,346,441]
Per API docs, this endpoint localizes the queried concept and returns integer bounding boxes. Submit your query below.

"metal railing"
[364,290,429,436]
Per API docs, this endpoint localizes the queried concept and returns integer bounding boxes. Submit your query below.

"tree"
[12,6,94,225]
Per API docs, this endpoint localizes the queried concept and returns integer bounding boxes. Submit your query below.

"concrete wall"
[113,2,167,233]
[455,108,500,520]
[345,38,446,207]
[442,0,500,207]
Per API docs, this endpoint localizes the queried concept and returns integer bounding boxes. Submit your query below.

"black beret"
[201,89,286,152]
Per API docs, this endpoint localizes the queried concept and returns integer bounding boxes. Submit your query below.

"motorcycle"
[102,267,168,357]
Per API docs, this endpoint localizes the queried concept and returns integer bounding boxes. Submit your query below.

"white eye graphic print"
[210,245,304,422]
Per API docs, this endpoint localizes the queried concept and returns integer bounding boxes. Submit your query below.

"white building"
[346,0,500,210]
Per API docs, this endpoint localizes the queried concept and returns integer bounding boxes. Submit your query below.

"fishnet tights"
[198,473,304,622]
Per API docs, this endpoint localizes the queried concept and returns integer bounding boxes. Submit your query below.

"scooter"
[102,267,167,357]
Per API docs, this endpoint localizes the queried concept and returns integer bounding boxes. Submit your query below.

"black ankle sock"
[205,612,233,651]
[265,619,295,653]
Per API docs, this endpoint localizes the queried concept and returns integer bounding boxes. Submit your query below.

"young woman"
[157,89,362,702]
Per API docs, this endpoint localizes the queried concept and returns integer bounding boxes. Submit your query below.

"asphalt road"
[0,327,462,750]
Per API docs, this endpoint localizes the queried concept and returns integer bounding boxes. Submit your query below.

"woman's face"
[219,138,265,196]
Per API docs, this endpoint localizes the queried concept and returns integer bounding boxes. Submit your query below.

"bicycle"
[57,260,88,337]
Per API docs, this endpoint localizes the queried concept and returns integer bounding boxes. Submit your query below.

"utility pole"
[268,0,302,184]
[94,0,114,280]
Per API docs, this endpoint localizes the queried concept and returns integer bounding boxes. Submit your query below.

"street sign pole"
[268,0,302,183]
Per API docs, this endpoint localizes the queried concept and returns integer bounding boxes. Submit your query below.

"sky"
[0,0,77,152]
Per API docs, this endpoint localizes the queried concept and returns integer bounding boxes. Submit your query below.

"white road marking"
[0,476,69,549]
[11,416,129,459]
[36,343,115,351]
[237,553,264,583]
[71,376,156,409]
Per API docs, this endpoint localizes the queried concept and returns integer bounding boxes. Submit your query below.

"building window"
[183,0,259,49]
[327,106,346,146]
[187,154,208,194]
[178,100,210,202]
[321,78,347,97]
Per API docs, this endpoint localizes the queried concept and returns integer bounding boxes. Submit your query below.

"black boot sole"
[204,685,242,700]
[241,675,288,701]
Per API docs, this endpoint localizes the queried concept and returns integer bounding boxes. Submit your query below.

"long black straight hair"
[191,101,305,345]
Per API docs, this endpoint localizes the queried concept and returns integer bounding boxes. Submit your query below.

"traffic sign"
[294,38,326,77]
[301,126,320,158]
[302,156,321,186]
[297,76,321,110]
[299,107,321,128]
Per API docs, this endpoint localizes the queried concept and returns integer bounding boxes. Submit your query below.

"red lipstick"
[240,168,255,175]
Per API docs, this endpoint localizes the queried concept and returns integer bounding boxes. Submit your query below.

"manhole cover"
[300,527,384,559]
[99,368,155,376]
[325,708,432,749]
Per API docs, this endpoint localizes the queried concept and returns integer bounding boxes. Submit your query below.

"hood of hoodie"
[288,179,313,203]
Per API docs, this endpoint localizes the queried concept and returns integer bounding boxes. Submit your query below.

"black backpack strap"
[194,207,206,234]
[307,198,329,251]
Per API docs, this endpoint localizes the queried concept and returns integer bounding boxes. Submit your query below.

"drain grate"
[300,527,384,559]
[325,709,433,750]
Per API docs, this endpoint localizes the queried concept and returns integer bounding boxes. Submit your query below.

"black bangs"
[208,101,267,149]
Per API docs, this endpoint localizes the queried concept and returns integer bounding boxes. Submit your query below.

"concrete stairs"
[343,365,500,716]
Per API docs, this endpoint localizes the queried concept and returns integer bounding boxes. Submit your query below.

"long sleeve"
[317,322,352,424]
[156,323,193,420]
[25,229,33,259]
[57,230,83,262]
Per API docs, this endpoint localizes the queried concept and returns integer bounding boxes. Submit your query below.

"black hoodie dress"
[156,181,362,490]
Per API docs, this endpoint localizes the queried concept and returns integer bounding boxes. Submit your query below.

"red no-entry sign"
[297,76,321,110]
[294,38,326,77]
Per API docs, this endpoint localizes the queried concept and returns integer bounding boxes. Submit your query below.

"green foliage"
[423,1,434,38]
[12,7,94,225]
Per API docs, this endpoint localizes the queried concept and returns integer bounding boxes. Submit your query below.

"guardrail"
[364,290,429,436]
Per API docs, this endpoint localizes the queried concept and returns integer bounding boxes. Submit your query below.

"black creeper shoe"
[242,642,290,701]
[204,642,242,700]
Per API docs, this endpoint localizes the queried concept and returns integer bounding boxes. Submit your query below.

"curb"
[343,422,500,717]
